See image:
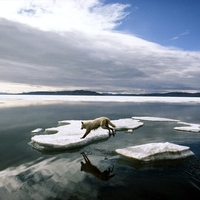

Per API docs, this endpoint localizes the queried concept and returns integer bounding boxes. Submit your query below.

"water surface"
[0,98,200,199]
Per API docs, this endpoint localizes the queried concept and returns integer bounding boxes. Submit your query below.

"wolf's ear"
[81,122,84,124]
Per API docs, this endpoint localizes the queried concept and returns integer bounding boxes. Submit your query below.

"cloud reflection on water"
[0,156,99,199]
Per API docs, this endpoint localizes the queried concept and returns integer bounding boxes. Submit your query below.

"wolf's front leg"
[108,127,115,137]
[81,129,91,139]
[112,128,116,136]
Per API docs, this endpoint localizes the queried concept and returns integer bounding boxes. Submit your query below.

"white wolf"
[81,117,116,139]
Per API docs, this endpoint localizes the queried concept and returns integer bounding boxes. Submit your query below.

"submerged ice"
[116,142,194,162]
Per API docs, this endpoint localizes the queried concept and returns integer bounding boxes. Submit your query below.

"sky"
[0,0,200,94]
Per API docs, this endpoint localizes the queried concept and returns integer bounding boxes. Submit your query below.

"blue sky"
[110,0,200,51]
[0,0,200,93]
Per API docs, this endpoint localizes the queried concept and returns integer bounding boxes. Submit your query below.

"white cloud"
[180,29,190,36]
[0,0,199,93]
[169,29,190,41]
[0,0,130,32]
[0,82,59,93]
[170,36,179,41]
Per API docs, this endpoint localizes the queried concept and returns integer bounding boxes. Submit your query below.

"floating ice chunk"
[31,128,43,133]
[31,118,142,151]
[132,116,179,122]
[116,142,194,162]
[114,118,143,130]
[132,116,200,133]
[174,121,200,133]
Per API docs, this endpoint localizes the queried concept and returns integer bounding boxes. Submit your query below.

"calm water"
[0,100,200,199]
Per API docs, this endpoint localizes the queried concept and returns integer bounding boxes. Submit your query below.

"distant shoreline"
[1,90,200,97]
[0,95,200,108]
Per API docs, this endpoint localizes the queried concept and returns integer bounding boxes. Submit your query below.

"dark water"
[0,101,200,199]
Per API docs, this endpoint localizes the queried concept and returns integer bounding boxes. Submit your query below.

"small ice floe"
[31,128,43,133]
[127,129,133,133]
[114,118,143,131]
[132,116,179,122]
[31,118,142,151]
[116,142,194,162]
[174,122,200,133]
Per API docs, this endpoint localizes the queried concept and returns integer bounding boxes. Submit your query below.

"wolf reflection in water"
[80,152,115,181]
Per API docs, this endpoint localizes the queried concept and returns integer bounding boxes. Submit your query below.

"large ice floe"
[31,118,143,151]
[116,142,194,162]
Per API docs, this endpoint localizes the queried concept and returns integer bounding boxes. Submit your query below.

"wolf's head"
[81,122,86,129]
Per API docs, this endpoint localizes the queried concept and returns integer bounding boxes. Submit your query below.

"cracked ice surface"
[31,118,143,151]
[116,142,194,162]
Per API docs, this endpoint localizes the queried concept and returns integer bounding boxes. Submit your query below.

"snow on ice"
[132,116,200,133]
[132,116,179,122]
[30,115,200,152]
[116,142,194,162]
[31,118,143,151]
[174,121,200,132]
[31,128,43,133]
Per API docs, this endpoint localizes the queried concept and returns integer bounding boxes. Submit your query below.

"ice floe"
[116,142,194,162]
[114,118,143,131]
[31,128,43,133]
[174,122,200,133]
[133,116,200,133]
[132,116,179,122]
[31,118,143,151]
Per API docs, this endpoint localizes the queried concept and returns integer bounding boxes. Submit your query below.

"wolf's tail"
[108,121,116,128]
